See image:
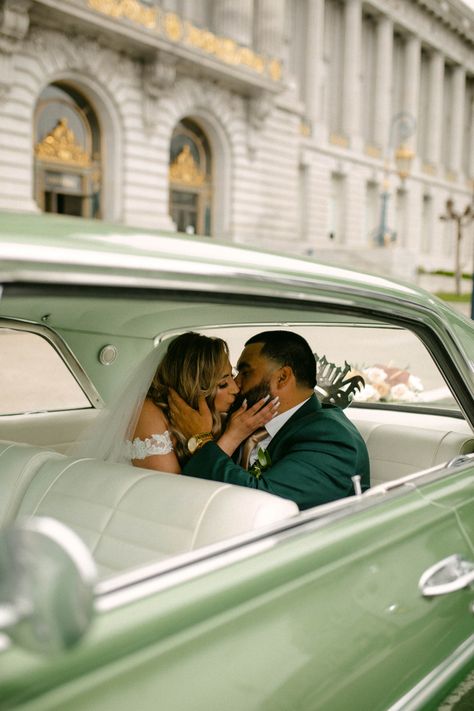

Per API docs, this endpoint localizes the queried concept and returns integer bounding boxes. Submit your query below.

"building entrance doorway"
[34,84,102,219]
[169,119,213,236]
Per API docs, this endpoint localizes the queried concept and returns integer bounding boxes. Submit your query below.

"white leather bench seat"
[15,455,298,578]
[354,421,474,487]
[0,441,65,527]
[1,412,474,579]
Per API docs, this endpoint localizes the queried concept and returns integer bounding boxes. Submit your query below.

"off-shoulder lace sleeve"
[126,431,174,460]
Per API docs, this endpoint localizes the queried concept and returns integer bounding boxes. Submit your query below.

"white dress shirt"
[247,397,311,467]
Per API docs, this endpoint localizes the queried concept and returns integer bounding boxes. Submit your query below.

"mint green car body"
[0,213,473,710]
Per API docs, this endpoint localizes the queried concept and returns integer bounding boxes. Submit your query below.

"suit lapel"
[267,394,321,456]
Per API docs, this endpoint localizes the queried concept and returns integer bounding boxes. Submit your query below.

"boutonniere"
[248,447,272,479]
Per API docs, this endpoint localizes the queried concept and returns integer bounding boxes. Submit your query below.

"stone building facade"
[0,0,473,277]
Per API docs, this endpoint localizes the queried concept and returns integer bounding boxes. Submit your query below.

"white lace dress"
[126,430,174,460]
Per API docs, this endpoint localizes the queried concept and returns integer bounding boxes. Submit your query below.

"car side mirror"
[0,517,97,654]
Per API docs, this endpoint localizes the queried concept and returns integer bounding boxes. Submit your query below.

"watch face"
[187,436,198,454]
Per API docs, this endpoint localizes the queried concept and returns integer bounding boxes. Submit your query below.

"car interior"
[1,286,473,580]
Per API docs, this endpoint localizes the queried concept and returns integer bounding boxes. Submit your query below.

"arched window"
[169,119,212,236]
[34,84,102,218]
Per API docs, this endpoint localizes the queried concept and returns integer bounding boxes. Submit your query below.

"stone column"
[374,15,393,151]
[426,50,444,167]
[213,0,253,47]
[469,93,474,179]
[305,0,325,126]
[254,0,286,57]
[342,0,362,145]
[182,1,209,27]
[403,35,421,153]
[450,65,465,175]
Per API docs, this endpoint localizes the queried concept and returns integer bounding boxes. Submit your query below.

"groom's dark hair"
[246,330,316,389]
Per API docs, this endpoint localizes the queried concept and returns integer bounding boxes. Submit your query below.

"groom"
[171,330,369,510]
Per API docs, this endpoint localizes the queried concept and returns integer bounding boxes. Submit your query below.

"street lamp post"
[373,112,416,247]
[439,197,474,316]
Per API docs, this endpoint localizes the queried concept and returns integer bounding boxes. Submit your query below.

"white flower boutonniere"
[248,447,272,479]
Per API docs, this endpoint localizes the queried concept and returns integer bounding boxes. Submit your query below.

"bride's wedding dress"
[126,430,173,460]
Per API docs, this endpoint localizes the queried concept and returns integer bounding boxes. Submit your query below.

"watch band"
[187,432,213,454]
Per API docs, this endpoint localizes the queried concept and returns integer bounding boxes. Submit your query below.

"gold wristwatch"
[187,432,213,454]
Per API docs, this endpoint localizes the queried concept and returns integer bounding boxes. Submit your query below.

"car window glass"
[201,324,458,412]
[0,329,90,415]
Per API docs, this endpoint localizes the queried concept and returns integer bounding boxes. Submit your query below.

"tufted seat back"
[354,422,474,487]
[15,455,298,578]
[0,441,65,528]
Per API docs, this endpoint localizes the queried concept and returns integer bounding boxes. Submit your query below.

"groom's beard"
[229,378,272,415]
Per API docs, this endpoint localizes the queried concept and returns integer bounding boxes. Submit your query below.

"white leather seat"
[354,422,474,486]
[16,456,298,577]
[4,418,474,578]
[0,441,64,527]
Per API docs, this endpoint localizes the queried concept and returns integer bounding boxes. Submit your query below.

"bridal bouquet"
[349,364,424,403]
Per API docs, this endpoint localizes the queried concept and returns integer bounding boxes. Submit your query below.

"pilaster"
[425,50,444,168]
[403,35,421,154]
[305,0,325,131]
[374,15,393,151]
[342,0,362,147]
[254,0,286,58]
[449,65,465,176]
[213,0,253,47]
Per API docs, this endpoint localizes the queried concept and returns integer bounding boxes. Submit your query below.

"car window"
[201,323,458,412]
[0,329,90,415]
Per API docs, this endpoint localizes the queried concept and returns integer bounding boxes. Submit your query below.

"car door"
[1,467,472,711]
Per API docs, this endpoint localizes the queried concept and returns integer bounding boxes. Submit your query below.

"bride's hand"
[217,395,279,456]
[168,388,212,438]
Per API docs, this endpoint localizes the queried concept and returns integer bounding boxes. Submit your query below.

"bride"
[122,331,278,473]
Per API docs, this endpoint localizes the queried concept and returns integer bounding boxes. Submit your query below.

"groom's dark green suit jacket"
[183,395,370,510]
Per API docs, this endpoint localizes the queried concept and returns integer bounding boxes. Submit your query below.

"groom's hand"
[168,389,213,439]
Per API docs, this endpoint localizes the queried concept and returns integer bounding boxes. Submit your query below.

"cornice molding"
[415,0,474,42]
[366,0,474,70]
[29,0,285,98]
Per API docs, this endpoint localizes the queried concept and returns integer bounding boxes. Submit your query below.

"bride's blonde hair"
[147,331,230,463]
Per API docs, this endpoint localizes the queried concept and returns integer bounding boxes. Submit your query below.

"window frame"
[0,317,104,413]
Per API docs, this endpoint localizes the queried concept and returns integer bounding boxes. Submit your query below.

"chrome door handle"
[419,554,474,597]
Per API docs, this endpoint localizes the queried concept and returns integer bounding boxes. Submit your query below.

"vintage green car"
[0,212,473,710]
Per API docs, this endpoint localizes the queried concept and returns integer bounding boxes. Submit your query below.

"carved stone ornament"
[246,91,274,159]
[142,52,177,129]
[248,92,273,131]
[143,53,176,99]
[0,0,31,98]
[35,118,91,167]
[314,354,365,409]
[169,144,205,187]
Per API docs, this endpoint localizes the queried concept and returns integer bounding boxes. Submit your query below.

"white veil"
[68,345,166,463]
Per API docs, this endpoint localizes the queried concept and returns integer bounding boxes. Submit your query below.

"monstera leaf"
[314,354,365,409]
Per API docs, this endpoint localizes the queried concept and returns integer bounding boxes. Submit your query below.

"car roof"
[0,211,464,323]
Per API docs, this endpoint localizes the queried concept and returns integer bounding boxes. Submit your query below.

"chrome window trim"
[0,317,103,409]
[387,634,474,711]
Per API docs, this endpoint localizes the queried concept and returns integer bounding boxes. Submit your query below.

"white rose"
[391,383,417,402]
[363,367,387,384]
[353,384,381,402]
[408,374,423,392]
